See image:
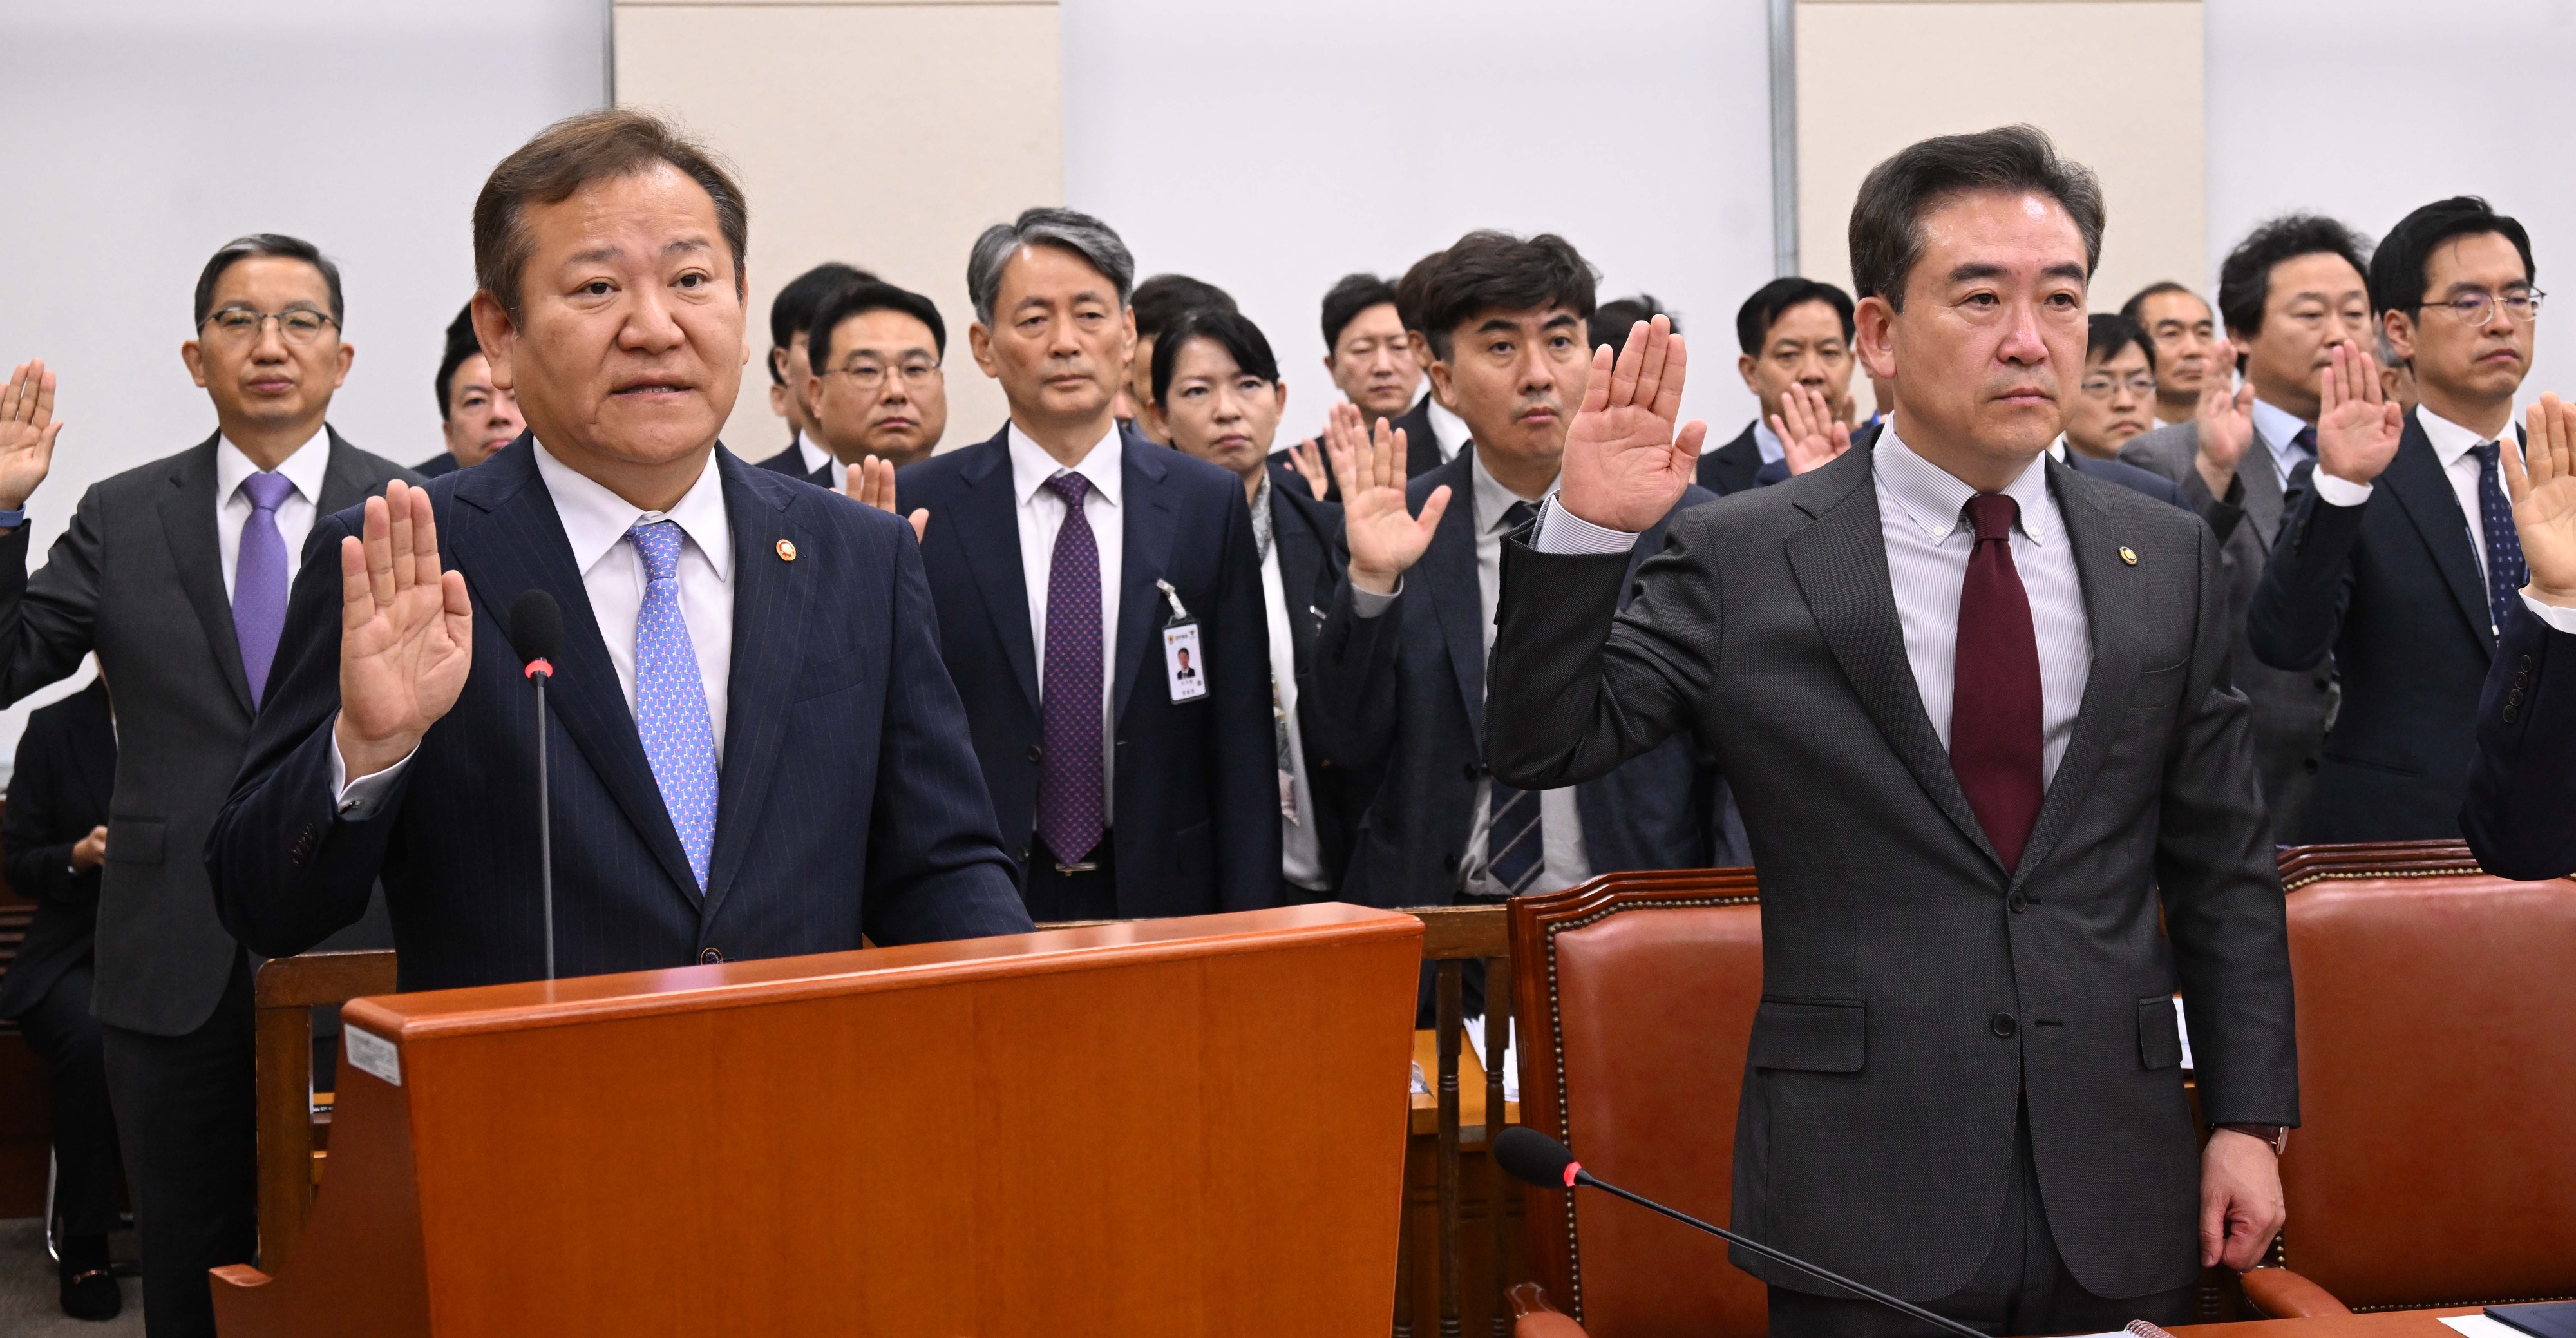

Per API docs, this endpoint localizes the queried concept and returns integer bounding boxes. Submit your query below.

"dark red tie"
[1951,493,2045,872]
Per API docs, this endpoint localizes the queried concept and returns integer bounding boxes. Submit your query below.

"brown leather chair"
[1505,868,1766,1337]
[2239,841,2576,1318]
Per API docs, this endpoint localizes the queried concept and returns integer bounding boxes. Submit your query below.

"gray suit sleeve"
[2156,519,2300,1127]
[0,485,106,707]
[1484,512,1718,792]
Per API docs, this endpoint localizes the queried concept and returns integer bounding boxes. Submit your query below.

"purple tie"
[234,471,296,705]
[1036,472,1105,865]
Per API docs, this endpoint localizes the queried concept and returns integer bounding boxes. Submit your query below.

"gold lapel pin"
[776,539,799,562]
[2118,546,2138,566]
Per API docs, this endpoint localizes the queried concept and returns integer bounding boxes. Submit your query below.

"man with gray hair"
[895,207,1282,919]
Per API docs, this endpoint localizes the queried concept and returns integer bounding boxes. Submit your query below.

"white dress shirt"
[1253,473,1327,891]
[2249,399,2318,491]
[1008,421,1123,808]
[1426,396,1470,464]
[794,430,851,492]
[1537,423,2093,785]
[216,426,330,601]
[336,441,735,802]
[1752,419,1786,466]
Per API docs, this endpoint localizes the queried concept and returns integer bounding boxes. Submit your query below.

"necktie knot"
[1964,492,2020,545]
[240,472,295,515]
[2472,439,2502,470]
[2291,425,2319,460]
[626,519,684,582]
[1502,499,1540,535]
[1044,471,1092,508]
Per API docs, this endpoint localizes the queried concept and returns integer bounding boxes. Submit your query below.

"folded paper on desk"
[2483,1302,2576,1338]
[2447,1315,2535,1337]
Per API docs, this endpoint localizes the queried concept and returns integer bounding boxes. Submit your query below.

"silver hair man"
[965,207,1137,325]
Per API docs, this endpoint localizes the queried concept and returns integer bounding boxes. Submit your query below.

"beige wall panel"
[1796,1,2203,415]
[615,1,1061,457]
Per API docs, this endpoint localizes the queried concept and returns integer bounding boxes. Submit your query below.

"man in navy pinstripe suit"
[207,110,1031,992]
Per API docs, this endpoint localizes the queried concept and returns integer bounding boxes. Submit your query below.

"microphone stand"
[528,657,555,982]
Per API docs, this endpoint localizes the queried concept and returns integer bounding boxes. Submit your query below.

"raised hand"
[2192,337,2256,498]
[2315,341,2404,486]
[1770,383,1852,476]
[0,359,66,515]
[335,480,473,778]
[1321,400,1446,595]
[1287,435,1331,499]
[1557,317,1709,532]
[848,454,929,542]
[2511,394,2576,607]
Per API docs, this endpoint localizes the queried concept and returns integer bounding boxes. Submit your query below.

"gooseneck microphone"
[507,590,564,982]
[1493,1127,1989,1338]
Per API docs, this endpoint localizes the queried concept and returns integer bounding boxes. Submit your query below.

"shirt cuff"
[1349,580,1401,618]
[2309,471,2374,508]
[1531,497,1642,555]
[328,713,417,819]
[2523,589,2576,635]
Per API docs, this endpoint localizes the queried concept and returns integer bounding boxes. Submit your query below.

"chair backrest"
[2275,839,2576,1308]
[1510,869,1766,1337]
[253,950,397,1272]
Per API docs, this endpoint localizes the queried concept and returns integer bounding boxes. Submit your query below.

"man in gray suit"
[1485,128,2295,1335]
[2119,216,2374,844]
[0,235,415,1337]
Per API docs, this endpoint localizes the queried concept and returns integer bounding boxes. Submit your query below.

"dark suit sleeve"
[1485,514,1718,791]
[0,486,106,707]
[2461,599,2576,880]
[206,508,402,957]
[2156,519,2300,1127]
[1309,575,1401,773]
[857,530,1036,945]
[3,712,91,911]
[2247,488,2361,672]
[1205,483,1284,911]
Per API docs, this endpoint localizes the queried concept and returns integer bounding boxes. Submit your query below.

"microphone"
[507,591,563,982]
[1493,1127,1987,1338]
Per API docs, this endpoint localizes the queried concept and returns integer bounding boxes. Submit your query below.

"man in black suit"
[2123,216,2375,845]
[1269,273,1423,502]
[2463,394,2576,878]
[1489,128,2294,1334]
[416,303,525,479]
[207,110,1031,989]
[1698,277,1857,495]
[793,280,951,492]
[1315,231,1736,926]
[1144,307,1368,897]
[2053,315,2190,508]
[2253,197,2546,843]
[0,668,120,1321]
[753,260,873,483]
[0,234,417,1337]
[898,207,1279,920]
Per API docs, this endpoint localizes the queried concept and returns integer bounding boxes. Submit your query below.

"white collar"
[2250,399,2314,463]
[1007,420,1124,509]
[531,439,732,583]
[1752,417,1786,465]
[216,423,332,504]
[1874,420,2052,546]
[2047,434,2069,464]
[1425,395,1471,457]
[1469,447,1552,535]
[795,429,834,477]
[2413,405,2501,468]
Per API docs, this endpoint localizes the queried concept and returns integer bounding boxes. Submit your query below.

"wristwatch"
[2217,1122,2288,1155]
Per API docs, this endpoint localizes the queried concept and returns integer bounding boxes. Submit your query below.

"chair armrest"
[2239,1266,2354,1318]
[1510,1282,1589,1337]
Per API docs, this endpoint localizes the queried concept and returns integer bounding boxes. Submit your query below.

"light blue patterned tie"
[626,519,719,892]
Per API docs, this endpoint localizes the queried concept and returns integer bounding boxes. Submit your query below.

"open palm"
[1320,401,1446,593]
[1771,383,1852,476]
[2514,396,2576,602]
[1558,316,1708,532]
[337,481,473,776]
[0,359,66,512]
[2314,342,2403,486]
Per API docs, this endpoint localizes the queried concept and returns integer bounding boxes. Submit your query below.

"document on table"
[2443,1317,2526,1337]
[1459,1014,1519,1102]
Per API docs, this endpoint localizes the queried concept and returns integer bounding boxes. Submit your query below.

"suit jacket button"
[2007,892,2028,913]
[2504,706,2519,723]
[699,948,722,964]
[1991,1012,2018,1038]
[2509,689,2524,707]
[1027,745,1043,764]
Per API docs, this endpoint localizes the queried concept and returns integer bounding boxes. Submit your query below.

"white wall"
[1061,0,1777,446]
[2207,0,2576,410]
[0,0,604,770]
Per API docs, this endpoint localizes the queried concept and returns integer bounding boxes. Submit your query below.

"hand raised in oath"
[846,454,929,542]
[2315,341,2404,488]
[1770,383,1852,477]
[0,359,66,516]
[1321,400,1446,595]
[2192,337,2257,499]
[2512,394,2576,607]
[336,480,473,779]
[1557,317,1707,532]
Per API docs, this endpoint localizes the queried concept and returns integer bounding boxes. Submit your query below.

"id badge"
[1162,621,1208,702]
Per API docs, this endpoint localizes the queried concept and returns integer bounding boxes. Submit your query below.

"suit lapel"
[449,443,705,911]
[2236,425,2289,544]
[156,435,256,718]
[317,427,384,515]
[2010,463,2141,886]
[702,452,815,920]
[2382,414,2494,649]
[1781,448,2002,870]
[1418,455,1487,738]
[1269,486,1327,678]
[1113,437,1178,724]
[949,434,1041,716]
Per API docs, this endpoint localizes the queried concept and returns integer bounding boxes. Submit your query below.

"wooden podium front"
[211,904,1421,1335]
